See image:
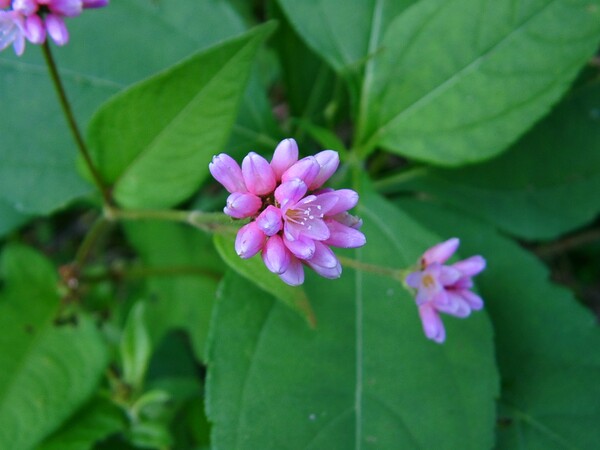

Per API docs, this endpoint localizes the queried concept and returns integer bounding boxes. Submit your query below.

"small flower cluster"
[209,139,366,286]
[0,0,107,55]
[405,238,485,343]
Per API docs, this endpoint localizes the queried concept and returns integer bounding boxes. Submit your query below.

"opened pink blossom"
[210,138,366,286]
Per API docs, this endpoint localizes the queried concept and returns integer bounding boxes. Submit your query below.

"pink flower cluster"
[405,238,485,343]
[209,139,366,286]
[0,0,107,55]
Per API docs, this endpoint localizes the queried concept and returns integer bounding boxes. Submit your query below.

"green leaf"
[276,0,416,75]
[120,302,152,389]
[0,0,262,214]
[87,23,275,209]
[0,245,108,450]
[213,232,316,328]
[379,82,600,240]
[399,199,600,449]
[360,0,600,165]
[206,191,498,449]
[124,222,222,361]
[38,398,125,450]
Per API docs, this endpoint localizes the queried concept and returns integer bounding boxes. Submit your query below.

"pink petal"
[281,156,320,187]
[261,235,291,274]
[255,205,282,236]
[405,271,422,289]
[331,212,363,229]
[45,14,69,46]
[235,222,265,259]
[325,189,359,216]
[12,0,38,15]
[24,14,45,44]
[309,150,339,190]
[82,0,108,8]
[223,192,262,219]
[307,259,341,279]
[283,234,315,260]
[418,304,446,343]
[307,241,339,269]
[285,216,330,241]
[275,179,307,208]
[48,0,83,17]
[209,153,247,194]
[438,266,462,286]
[457,289,484,310]
[278,257,305,286]
[242,152,276,196]
[452,255,486,277]
[422,237,459,266]
[436,292,471,318]
[270,138,298,180]
[323,219,366,248]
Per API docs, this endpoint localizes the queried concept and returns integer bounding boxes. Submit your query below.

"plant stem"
[337,255,406,280]
[104,206,240,234]
[42,41,113,206]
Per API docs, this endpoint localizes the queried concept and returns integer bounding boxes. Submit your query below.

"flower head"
[0,0,108,54]
[210,138,366,286]
[405,238,485,343]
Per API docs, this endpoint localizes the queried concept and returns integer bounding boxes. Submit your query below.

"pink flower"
[210,138,366,286]
[405,238,485,343]
[0,10,25,55]
[1,0,108,53]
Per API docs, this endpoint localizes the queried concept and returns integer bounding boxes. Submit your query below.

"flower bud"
[223,192,262,219]
[235,222,265,259]
[270,138,298,180]
[309,150,339,190]
[255,205,282,236]
[262,235,291,274]
[209,154,247,194]
[242,152,276,196]
[281,156,320,187]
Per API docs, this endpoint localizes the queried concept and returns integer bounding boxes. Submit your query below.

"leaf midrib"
[367,0,558,146]
[112,38,255,190]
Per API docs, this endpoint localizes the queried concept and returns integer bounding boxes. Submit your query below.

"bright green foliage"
[360,0,600,165]
[381,83,600,240]
[38,398,125,450]
[0,245,108,450]
[400,200,600,449]
[207,192,498,449]
[125,221,223,361]
[87,23,275,208]
[214,232,316,327]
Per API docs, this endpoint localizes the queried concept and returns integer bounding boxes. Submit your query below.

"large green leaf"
[276,0,415,75]
[206,191,498,449]
[360,0,600,165]
[87,23,275,208]
[0,199,30,238]
[400,199,600,449]
[0,245,108,450]
[125,222,223,361]
[379,82,600,240]
[0,0,270,214]
[213,232,316,327]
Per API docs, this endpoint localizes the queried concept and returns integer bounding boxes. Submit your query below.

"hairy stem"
[42,41,113,206]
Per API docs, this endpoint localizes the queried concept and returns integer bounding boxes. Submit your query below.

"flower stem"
[104,205,240,234]
[42,40,113,207]
[337,255,407,280]
[74,215,112,267]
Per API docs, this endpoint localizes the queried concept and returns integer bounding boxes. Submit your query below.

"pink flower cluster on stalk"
[0,0,107,55]
[209,138,366,286]
[405,238,485,343]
